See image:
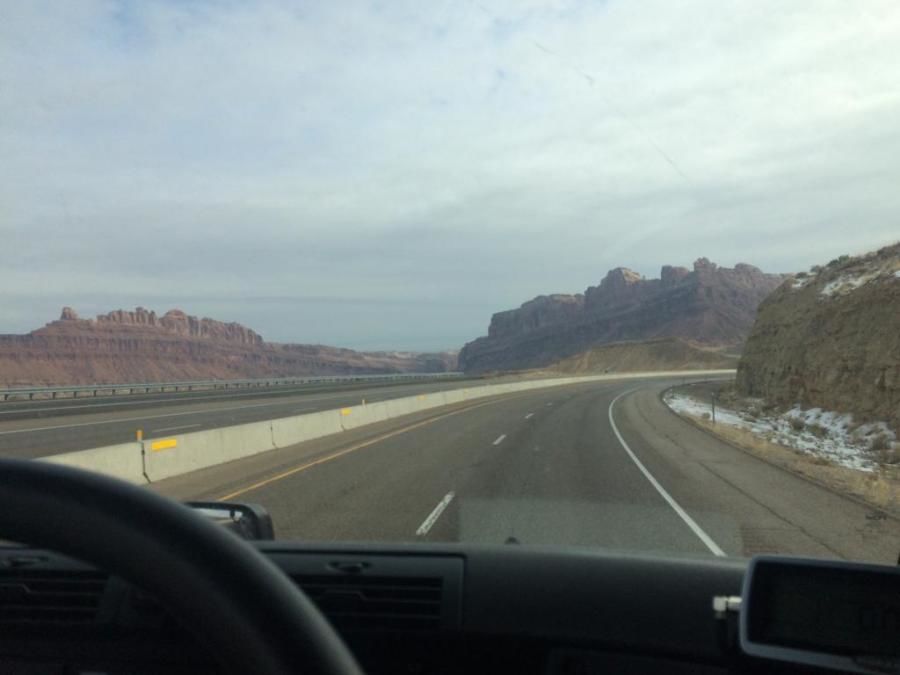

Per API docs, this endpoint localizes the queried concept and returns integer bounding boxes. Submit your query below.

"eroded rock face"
[87,307,263,345]
[458,260,786,372]
[736,242,900,433]
[0,308,457,385]
[488,295,585,339]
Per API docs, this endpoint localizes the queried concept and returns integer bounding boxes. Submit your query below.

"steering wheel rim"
[0,459,363,675]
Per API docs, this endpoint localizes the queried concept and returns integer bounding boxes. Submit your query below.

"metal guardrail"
[0,372,463,401]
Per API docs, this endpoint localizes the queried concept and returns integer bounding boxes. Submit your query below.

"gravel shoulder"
[663,382,900,519]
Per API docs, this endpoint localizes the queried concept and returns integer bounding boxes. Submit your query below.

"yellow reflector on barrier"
[150,438,177,452]
[340,408,352,416]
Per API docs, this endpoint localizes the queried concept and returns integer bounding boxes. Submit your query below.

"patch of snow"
[820,272,876,298]
[894,270,900,279]
[790,276,810,289]
[665,393,745,426]
[664,393,896,472]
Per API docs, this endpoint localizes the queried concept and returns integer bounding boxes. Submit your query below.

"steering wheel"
[0,459,363,675]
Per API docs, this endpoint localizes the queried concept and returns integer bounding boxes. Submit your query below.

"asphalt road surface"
[152,378,900,564]
[0,377,498,458]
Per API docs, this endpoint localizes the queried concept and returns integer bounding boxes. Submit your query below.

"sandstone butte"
[0,307,457,387]
[737,241,900,434]
[458,258,787,373]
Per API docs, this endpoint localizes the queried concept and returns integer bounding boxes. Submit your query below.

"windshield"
[2,2,898,564]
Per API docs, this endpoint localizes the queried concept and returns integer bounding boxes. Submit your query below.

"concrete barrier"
[338,402,390,431]
[41,442,146,485]
[271,409,344,448]
[54,370,735,483]
[144,419,276,482]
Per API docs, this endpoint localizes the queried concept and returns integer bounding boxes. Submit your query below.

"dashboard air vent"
[291,574,443,631]
[0,569,108,627]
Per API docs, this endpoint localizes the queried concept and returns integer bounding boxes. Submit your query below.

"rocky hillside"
[459,259,786,372]
[551,338,739,374]
[737,242,900,433]
[0,307,457,386]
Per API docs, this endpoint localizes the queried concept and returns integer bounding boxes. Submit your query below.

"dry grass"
[692,418,900,517]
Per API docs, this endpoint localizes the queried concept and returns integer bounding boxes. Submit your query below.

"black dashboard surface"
[0,542,764,674]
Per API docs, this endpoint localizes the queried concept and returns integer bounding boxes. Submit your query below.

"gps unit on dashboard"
[738,555,900,674]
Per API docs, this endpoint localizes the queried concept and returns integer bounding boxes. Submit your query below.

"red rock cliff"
[458,259,786,372]
[0,308,457,386]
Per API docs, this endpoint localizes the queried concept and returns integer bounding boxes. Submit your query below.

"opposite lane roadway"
[0,377,501,458]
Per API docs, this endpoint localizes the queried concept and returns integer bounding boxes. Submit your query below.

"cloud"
[2,0,899,348]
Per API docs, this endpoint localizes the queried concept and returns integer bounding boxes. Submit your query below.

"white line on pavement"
[546,402,553,407]
[0,398,314,436]
[492,434,507,446]
[608,390,726,557]
[0,385,434,418]
[524,413,534,419]
[416,492,455,536]
[0,386,458,436]
[151,424,201,433]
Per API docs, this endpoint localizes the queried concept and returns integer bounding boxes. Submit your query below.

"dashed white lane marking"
[524,413,534,419]
[416,492,455,536]
[608,390,726,557]
[546,402,553,407]
[151,423,201,433]
[492,434,507,446]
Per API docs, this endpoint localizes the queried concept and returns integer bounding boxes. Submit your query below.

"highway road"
[151,377,900,564]
[0,377,496,458]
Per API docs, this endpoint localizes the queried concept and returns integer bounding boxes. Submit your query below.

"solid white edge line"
[608,390,727,557]
[0,388,435,435]
[416,492,455,536]
[0,382,434,416]
[0,395,384,436]
[492,434,507,446]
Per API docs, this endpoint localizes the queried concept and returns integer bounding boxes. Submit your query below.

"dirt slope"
[551,338,738,374]
[736,242,900,433]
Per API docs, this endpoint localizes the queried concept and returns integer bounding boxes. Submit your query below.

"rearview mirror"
[185,501,275,541]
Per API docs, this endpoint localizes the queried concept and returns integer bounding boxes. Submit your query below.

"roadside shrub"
[846,420,864,435]
[790,417,806,432]
[870,434,891,452]
[808,423,829,439]
[878,447,899,465]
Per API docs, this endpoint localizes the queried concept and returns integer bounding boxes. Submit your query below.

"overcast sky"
[2,1,899,350]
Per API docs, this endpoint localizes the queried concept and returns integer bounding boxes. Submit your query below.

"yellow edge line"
[216,398,505,501]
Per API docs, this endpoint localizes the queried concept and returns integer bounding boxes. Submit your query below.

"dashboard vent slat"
[0,569,108,626]
[290,573,444,632]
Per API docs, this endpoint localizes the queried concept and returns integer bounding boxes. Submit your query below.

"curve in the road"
[148,377,900,564]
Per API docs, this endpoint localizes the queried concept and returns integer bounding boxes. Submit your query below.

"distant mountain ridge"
[459,258,786,372]
[0,307,457,386]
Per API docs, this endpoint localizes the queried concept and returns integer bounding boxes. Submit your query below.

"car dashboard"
[0,543,847,674]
